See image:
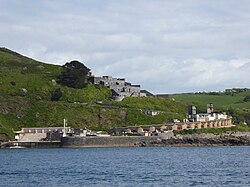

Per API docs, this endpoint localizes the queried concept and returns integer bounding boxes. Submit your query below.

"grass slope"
[172,92,250,111]
[0,48,186,139]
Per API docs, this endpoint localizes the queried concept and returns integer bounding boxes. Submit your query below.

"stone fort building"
[89,76,144,101]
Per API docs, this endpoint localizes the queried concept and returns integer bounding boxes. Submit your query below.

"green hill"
[171,90,250,125]
[0,48,186,140]
[1,48,248,141]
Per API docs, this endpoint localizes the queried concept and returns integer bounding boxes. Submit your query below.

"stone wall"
[61,136,163,148]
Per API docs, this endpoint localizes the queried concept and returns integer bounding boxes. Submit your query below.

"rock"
[49,79,57,86]
[36,96,42,100]
[152,132,250,146]
[21,88,27,95]
[0,107,10,114]
[21,88,27,93]
[36,65,45,70]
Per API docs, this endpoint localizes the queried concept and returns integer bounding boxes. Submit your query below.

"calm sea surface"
[0,146,249,187]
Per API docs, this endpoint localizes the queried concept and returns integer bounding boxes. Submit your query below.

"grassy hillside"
[0,48,186,139]
[1,47,248,140]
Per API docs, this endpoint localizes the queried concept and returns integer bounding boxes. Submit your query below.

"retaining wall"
[61,136,162,148]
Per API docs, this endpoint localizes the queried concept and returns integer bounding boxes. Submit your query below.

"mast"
[63,119,67,137]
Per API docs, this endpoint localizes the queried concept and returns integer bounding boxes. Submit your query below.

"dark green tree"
[51,88,63,101]
[57,60,90,89]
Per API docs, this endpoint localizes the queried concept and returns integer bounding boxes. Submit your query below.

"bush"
[51,88,63,101]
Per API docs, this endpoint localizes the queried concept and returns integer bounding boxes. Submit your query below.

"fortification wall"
[61,136,163,148]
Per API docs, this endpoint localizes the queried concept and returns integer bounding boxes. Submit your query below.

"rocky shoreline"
[61,132,250,148]
[138,132,250,147]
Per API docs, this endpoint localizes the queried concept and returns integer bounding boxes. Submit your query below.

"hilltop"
[0,48,186,139]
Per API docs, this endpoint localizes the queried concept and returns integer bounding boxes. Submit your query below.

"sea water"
[0,146,249,187]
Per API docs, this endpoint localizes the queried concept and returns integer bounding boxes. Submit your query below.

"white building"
[14,127,72,142]
[195,113,228,122]
[144,110,163,116]
[188,104,228,122]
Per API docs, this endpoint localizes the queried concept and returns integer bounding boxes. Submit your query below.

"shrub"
[51,88,63,101]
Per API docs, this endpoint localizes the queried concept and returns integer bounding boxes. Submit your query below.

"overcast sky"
[1,0,250,93]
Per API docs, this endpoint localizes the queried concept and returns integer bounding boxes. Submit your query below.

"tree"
[57,60,90,89]
[51,88,63,101]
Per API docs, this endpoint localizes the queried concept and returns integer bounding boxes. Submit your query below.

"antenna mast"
[63,119,67,137]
